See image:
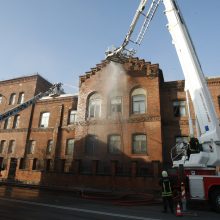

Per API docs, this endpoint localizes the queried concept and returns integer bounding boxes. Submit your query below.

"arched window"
[131,88,146,114]
[18,92,24,104]
[9,93,16,105]
[88,93,101,118]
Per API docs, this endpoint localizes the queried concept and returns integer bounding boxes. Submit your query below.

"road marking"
[0,197,160,220]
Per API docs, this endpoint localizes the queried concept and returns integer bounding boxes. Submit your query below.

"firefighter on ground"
[159,170,174,213]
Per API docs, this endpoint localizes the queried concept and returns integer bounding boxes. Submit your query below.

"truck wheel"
[211,189,220,213]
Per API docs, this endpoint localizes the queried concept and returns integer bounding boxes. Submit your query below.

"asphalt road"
[0,185,219,220]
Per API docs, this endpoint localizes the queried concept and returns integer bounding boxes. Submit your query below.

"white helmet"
[162,170,168,178]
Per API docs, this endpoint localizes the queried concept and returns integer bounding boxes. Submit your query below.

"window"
[27,140,35,154]
[12,115,20,128]
[17,92,24,104]
[108,135,121,154]
[19,158,27,169]
[68,110,77,124]
[46,140,53,155]
[85,135,97,155]
[9,93,16,105]
[4,117,11,129]
[0,140,6,154]
[33,159,44,170]
[173,100,186,117]
[110,97,122,115]
[218,96,220,109]
[132,134,147,154]
[65,139,74,156]
[88,93,101,118]
[8,140,16,154]
[39,112,50,128]
[131,88,146,114]
[45,159,52,171]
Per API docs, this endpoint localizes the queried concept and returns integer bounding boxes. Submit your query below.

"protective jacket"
[160,177,173,197]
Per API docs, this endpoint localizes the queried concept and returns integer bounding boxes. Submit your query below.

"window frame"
[68,110,77,124]
[27,140,36,154]
[173,100,186,117]
[0,140,6,154]
[85,135,97,155]
[12,115,20,129]
[17,92,25,104]
[8,140,16,154]
[46,140,53,155]
[132,134,147,154]
[110,96,122,115]
[65,139,74,156]
[39,112,50,128]
[9,93,16,105]
[4,117,11,129]
[131,88,146,115]
[88,93,101,119]
[108,134,121,154]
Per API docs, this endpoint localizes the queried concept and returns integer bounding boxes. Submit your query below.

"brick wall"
[76,59,163,167]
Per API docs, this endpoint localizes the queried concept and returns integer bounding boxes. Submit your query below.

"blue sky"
[0,0,219,93]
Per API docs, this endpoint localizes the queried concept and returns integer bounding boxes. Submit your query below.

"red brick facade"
[0,59,219,192]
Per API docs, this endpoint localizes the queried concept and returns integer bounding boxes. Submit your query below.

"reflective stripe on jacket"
[161,178,173,197]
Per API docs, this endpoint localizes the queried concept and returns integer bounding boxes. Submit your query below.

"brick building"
[0,58,219,192]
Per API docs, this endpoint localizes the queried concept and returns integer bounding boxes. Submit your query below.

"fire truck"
[106,0,220,212]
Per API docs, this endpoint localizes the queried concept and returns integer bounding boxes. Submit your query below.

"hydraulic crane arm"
[163,0,220,167]
[0,83,62,122]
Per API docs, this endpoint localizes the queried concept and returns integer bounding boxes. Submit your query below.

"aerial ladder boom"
[0,83,62,123]
[106,0,220,167]
[105,0,161,62]
[163,0,220,167]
